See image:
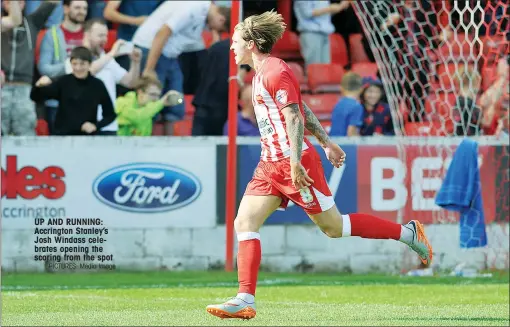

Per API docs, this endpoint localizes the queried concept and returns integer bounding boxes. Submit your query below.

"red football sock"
[344,213,401,240]
[237,233,261,296]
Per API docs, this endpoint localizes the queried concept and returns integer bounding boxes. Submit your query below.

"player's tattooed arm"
[282,103,304,164]
[302,100,331,147]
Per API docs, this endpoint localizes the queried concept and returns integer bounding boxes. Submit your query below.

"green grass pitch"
[2,271,509,326]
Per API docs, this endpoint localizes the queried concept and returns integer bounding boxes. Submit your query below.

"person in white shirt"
[132,1,229,136]
[69,18,141,135]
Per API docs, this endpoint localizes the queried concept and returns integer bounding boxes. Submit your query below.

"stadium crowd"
[1,0,508,138]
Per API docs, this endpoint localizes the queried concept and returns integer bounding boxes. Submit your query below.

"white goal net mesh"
[352,0,509,271]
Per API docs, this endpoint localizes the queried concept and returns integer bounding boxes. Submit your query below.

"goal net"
[352,0,509,271]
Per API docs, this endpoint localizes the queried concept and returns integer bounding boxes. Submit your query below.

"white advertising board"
[1,137,216,229]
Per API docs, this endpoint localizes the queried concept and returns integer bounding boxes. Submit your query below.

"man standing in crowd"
[293,1,349,68]
[191,40,251,135]
[191,10,249,136]
[132,1,229,135]
[38,0,88,134]
[1,0,60,136]
[103,0,161,96]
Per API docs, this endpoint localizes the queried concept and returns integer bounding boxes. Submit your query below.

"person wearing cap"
[115,73,183,136]
[359,77,394,136]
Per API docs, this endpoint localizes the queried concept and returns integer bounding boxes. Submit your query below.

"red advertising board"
[357,145,497,224]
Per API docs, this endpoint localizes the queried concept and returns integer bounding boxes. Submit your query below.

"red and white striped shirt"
[252,57,312,162]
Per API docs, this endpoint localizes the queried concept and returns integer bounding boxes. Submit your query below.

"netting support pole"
[225,0,242,272]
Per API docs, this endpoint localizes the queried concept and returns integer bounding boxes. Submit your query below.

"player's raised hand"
[324,142,346,168]
[290,162,314,190]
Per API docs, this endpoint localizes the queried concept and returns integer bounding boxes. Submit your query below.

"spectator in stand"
[329,72,364,136]
[1,0,60,136]
[223,85,259,137]
[180,5,231,96]
[452,66,483,136]
[24,0,64,28]
[103,0,161,72]
[1,0,22,31]
[68,18,141,135]
[179,33,209,96]
[115,74,183,136]
[359,77,394,136]
[191,11,250,136]
[38,0,88,134]
[479,56,509,136]
[191,36,251,135]
[293,1,349,68]
[132,1,229,136]
[30,46,115,136]
[363,0,438,122]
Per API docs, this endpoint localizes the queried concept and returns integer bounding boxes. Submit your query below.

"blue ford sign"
[92,163,201,213]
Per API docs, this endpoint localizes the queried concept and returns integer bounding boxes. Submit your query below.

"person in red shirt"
[38,0,88,76]
[206,10,433,320]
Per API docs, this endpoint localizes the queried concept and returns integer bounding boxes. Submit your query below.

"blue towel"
[435,139,487,248]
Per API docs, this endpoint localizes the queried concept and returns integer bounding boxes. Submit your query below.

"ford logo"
[92,163,201,213]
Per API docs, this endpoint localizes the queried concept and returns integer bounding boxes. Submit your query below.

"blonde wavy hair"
[235,10,286,54]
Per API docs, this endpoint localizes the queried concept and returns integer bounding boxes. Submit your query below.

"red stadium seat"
[152,123,164,136]
[35,119,49,136]
[104,29,117,52]
[202,31,213,48]
[330,34,349,67]
[301,93,340,120]
[272,31,301,60]
[348,33,370,64]
[436,61,475,91]
[424,92,457,117]
[173,119,193,136]
[306,64,344,93]
[286,62,308,92]
[404,122,448,136]
[202,31,230,48]
[220,32,230,40]
[183,94,195,116]
[350,62,378,79]
[35,29,47,65]
[436,34,474,59]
